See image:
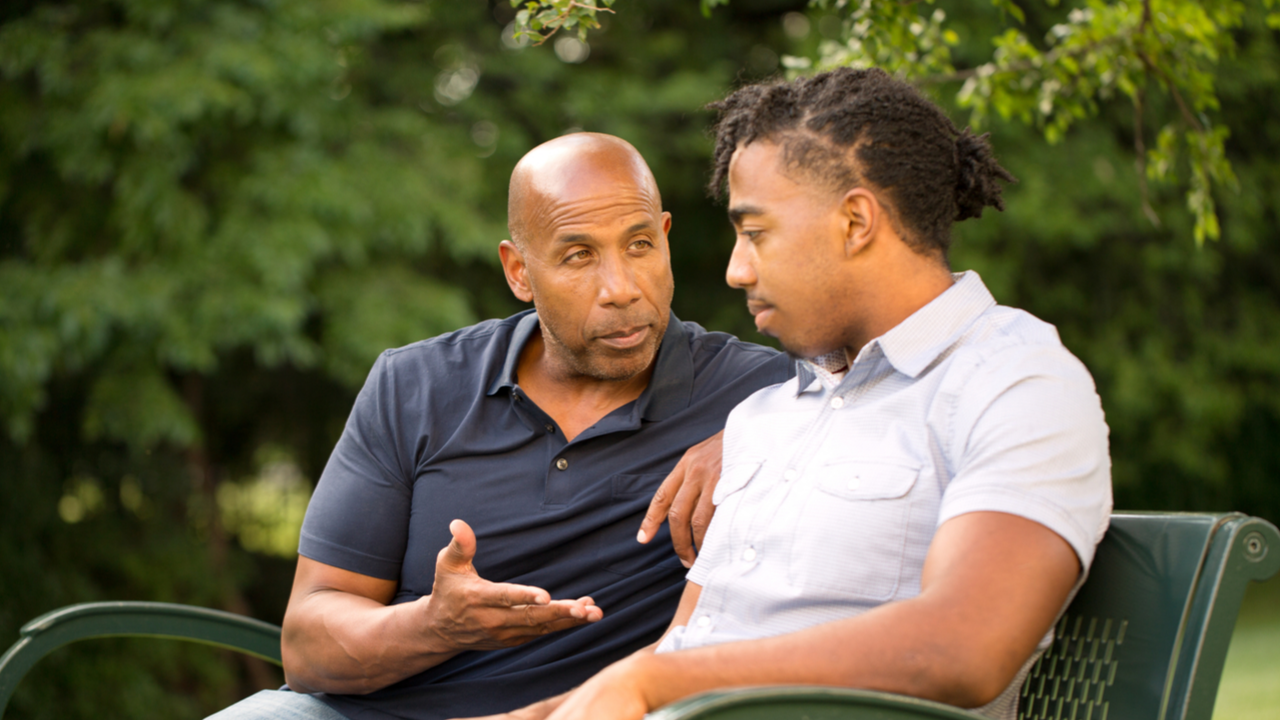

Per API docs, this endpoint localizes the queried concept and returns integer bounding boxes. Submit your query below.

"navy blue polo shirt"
[298,309,792,720]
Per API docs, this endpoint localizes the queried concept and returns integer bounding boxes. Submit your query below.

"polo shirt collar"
[794,270,996,394]
[487,309,695,423]
[489,310,541,396]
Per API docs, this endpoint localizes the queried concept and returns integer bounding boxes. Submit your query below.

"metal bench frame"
[3,511,1277,720]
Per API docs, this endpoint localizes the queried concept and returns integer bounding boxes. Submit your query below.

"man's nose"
[725,237,757,289]
[598,253,642,307]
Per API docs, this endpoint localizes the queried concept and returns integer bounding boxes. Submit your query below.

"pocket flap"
[816,459,920,500]
[712,458,764,506]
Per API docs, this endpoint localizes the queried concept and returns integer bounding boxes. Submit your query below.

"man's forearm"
[283,590,458,695]
[609,513,1081,717]
[626,595,1012,712]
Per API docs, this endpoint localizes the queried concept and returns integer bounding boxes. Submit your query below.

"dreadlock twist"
[707,67,1015,256]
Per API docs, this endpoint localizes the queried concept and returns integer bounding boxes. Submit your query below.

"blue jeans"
[205,690,349,720]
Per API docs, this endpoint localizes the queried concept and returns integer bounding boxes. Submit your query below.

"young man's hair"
[708,67,1015,257]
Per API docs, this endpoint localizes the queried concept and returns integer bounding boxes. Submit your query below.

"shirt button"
[696,615,711,627]
[783,469,797,482]
[742,547,757,562]
[830,396,845,409]
[555,458,568,471]
[545,424,555,434]
[847,476,861,490]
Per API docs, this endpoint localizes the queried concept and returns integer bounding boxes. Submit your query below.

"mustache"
[591,313,657,338]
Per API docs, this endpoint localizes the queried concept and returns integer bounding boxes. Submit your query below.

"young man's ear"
[841,188,881,257]
[499,240,534,303]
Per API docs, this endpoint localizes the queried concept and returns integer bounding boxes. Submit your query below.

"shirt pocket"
[787,458,921,601]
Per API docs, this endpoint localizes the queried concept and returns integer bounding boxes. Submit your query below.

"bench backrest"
[1018,512,1280,720]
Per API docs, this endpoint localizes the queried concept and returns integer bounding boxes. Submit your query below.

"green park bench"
[2,511,1277,720]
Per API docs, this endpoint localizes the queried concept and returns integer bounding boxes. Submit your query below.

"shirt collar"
[876,270,995,378]
[793,270,996,394]
[487,309,694,423]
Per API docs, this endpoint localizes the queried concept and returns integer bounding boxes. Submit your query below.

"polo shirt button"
[696,615,711,627]
[742,547,757,562]
[830,396,845,409]
[555,458,568,471]
[545,424,555,434]
[783,469,797,482]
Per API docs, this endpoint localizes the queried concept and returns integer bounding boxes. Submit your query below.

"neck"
[843,250,954,363]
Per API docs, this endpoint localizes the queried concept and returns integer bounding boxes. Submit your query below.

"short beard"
[539,319,663,382]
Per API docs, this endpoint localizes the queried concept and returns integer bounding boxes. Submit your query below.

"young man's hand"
[543,655,654,720]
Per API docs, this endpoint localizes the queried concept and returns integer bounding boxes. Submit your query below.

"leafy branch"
[510,0,1256,245]
[510,0,615,45]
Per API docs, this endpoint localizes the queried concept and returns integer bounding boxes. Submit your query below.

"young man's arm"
[542,510,1078,720]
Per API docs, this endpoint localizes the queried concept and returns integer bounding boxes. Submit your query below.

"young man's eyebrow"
[727,205,764,225]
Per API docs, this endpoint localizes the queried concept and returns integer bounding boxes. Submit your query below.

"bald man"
[205,134,792,720]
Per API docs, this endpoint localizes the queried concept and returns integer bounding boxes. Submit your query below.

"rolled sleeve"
[939,346,1112,571]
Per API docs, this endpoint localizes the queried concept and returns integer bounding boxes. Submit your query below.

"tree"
[2,1,1278,717]
[517,0,1280,245]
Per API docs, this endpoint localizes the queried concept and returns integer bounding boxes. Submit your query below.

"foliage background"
[0,0,1276,716]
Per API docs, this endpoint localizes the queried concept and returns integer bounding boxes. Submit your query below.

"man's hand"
[638,430,724,567]
[281,520,602,695]
[424,519,603,651]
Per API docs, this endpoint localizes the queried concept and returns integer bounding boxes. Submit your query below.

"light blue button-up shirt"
[656,271,1113,719]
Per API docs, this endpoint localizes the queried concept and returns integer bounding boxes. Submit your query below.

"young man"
[207,134,793,720]
[494,68,1112,720]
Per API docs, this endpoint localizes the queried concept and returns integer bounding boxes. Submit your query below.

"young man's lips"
[746,301,774,331]
[597,325,650,349]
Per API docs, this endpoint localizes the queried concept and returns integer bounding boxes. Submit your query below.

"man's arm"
[282,519,603,695]
[544,511,1079,720]
[638,430,725,567]
[455,580,706,720]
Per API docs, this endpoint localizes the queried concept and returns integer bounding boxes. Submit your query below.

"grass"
[1212,574,1280,720]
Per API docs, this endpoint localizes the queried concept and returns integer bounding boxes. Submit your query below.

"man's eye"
[567,249,591,262]
[740,230,762,241]
[630,239,654,250]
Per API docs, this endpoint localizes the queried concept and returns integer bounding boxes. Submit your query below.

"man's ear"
[840,188,880,257]
[499,240,534,303]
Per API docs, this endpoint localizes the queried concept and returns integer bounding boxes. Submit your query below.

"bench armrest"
[649,686,985,720]
[0,601,281,718]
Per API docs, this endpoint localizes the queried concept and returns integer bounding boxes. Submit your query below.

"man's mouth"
[596,324,651,350]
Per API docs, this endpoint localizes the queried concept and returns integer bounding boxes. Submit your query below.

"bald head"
[508,133,662,249]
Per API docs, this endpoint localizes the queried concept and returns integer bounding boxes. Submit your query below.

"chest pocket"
[788,458,921,601]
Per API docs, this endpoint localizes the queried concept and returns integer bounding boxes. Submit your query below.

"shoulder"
[679,319,793,379]
[935,305,1107,457]
[375,314,525,380]
[945,306,1096,394]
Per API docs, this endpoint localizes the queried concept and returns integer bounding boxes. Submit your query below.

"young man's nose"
[725,237,757,289]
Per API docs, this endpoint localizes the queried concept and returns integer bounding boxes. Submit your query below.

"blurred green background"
[1,0,1277,717]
